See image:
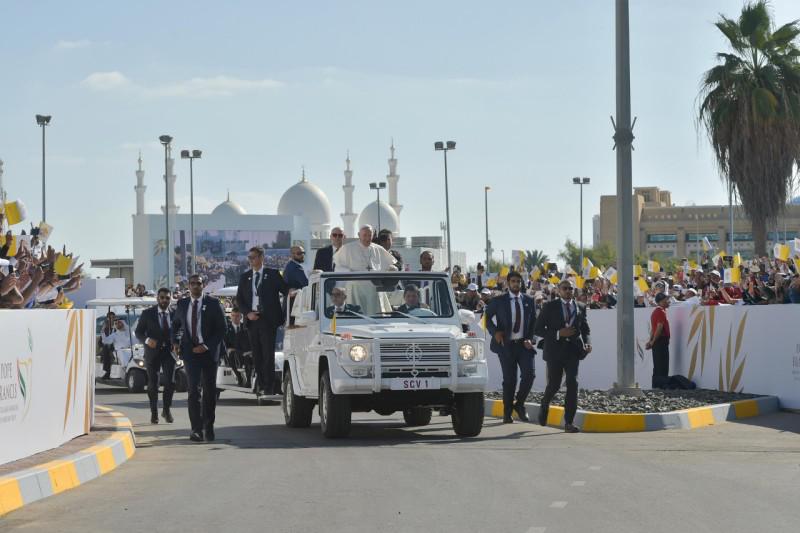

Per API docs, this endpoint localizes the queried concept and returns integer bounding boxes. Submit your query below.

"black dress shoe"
[189,431,204,442]
[564,423,580,433]
[162,409,173,423]
[102,373,111,380]
[502,414,514,424]
[150,412,159,424]
[204,428,215,442]
[514,402,530,422]
[538,405,549,426]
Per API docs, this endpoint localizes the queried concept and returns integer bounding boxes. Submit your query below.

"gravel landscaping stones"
[485,389,763,414]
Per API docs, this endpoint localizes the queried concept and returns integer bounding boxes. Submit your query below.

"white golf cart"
[282,271,487,438]
[87,298,188,393]
[211,286,284,405]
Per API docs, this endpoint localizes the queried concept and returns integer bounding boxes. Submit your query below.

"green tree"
[524,249,549,271]
[557,239,617,272]
[698,1,800,255]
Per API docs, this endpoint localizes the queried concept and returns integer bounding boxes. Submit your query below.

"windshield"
[323,277,454,319]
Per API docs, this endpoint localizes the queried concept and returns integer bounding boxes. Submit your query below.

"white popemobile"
[282,271,487,438]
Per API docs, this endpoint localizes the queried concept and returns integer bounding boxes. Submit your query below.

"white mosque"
[102,142,465,289]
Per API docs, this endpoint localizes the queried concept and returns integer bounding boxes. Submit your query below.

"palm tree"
[697,1,800,255]
[524,249,549,271]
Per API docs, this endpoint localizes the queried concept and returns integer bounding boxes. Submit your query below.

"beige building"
[596,186,800,258]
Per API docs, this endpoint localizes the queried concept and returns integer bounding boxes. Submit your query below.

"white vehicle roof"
[85,297,158,308]
[211,286,238,297]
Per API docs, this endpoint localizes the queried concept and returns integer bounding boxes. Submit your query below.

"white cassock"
[333,242,398,272]
[332,241,397,314]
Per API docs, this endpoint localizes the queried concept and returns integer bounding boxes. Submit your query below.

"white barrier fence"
[480,305,800,409]
[0,309,96,466]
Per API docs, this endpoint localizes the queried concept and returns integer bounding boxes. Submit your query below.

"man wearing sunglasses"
[135,287,176,424]
[534,279,592,433]
[313,227,345,272]
[283,245,309,290]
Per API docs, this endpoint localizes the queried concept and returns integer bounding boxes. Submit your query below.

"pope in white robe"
[332,225,397,314]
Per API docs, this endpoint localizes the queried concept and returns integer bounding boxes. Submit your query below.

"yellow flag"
[2,200,26,226]
[733,253,742,268]
[499,265,510,278]
[531,267,541,280]
[647,260,660,272]
[794,257,800,272]
[54,254,73,276]
[633,265,643,277]
[480,312,487,331]
[57,296,74,310]
[774,243,790,261]
[331,312,337,335]
[548,275,560,285]
[487,277,497,288]
[730,267,741,284]
[589,266,601,279]
[688,260,698,270]
[636,277,649,293]
[575,275,585,289]
[582,257,593,269]
[4,236,17,257]
[610,273,618,285]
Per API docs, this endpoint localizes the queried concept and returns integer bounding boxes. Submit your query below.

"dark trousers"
[652,337,670,388]
[541,356,580,424]
[185,356,218,433]
[101,345,113,374]
[497,341,535,414]
[146,351,175,414]
[247,320,276,393]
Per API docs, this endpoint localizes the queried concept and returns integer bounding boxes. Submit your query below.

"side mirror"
[295,310,317,326]
[458,309,476,325]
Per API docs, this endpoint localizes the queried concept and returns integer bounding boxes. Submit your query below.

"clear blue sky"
[1,0,798,275]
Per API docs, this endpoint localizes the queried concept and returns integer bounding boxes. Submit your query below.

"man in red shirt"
[646,293,671,388]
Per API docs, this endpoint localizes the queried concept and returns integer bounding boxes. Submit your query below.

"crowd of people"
[0,208,84,309]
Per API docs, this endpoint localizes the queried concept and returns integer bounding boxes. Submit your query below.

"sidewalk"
[0,407,135,516]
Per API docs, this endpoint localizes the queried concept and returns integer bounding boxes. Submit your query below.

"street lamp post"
[181,149,202,275]
[35,115,52,222]
[484,186,491,270]
[369,182,386,234]
[159,135,173,288]
[434,141,456,270]
[572,177,590,270]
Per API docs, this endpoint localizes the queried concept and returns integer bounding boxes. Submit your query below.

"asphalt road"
[2,385,799,533]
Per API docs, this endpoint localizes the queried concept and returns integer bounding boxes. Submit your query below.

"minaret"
[341,151,357,237]
[161,148,179,214]
[386,139,402,217]
[135,151,147,215]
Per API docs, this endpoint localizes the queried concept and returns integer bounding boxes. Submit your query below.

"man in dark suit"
[283,245,309,289]
[236,246,289,395]
[134,288,176,424]
[534,279,592,433]
[224,307,251,387]
[324,286,362,316]
[485,270,537,423]
[171,274,227,442]
[313,227,344,272]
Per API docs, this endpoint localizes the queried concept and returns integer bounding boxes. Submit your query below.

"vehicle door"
[300,282,322,395]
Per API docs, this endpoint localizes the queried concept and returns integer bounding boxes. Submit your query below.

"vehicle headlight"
[349,344,368,362]
[136,359,145,367]
[458,343,476,361]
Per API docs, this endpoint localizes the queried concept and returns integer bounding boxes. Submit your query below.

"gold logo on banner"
[686,306,716,380]
[63,310,85,430]
[719,312,749,393]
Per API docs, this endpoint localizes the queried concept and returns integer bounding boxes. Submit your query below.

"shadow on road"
[729,411,800,435]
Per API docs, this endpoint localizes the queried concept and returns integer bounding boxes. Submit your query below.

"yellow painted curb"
[582,412,646,432]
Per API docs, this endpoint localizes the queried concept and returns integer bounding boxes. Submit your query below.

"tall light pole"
[369,182,386,234]
[181,149,202,275]
[434,141,456,270]
[728,182,734,255]
[35,115,52,222]
[612,0,639,394]
[484,186,491,270]
[159,135,173,288]
[572,177,590,269]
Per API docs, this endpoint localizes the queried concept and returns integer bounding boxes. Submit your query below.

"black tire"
[319,370,351,438]
[373,407,396,416]
[402,407,433,427]
[126,370,146,393]
[174,369,188,393]
[273,373,283,395]
[283,369,313,428]
[216,388,223,400]
[451,392,484,437]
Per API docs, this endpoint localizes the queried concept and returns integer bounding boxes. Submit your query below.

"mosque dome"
[211,195,247,216]
[358,200,399,234]
[277,172,332,226]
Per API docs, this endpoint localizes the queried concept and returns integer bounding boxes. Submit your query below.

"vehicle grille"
[378,341,451,364]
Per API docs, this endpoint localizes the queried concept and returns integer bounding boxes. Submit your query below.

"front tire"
[283,369,313,428]
[402,408,433,427]
[126,370,146,393]
[452,392,484,437]
[319,370,351,438]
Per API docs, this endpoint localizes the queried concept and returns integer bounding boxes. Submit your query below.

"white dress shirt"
[186,296,205,345]
[251,266,264,311]
[508,292,524,340]
[556,298,577,340]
